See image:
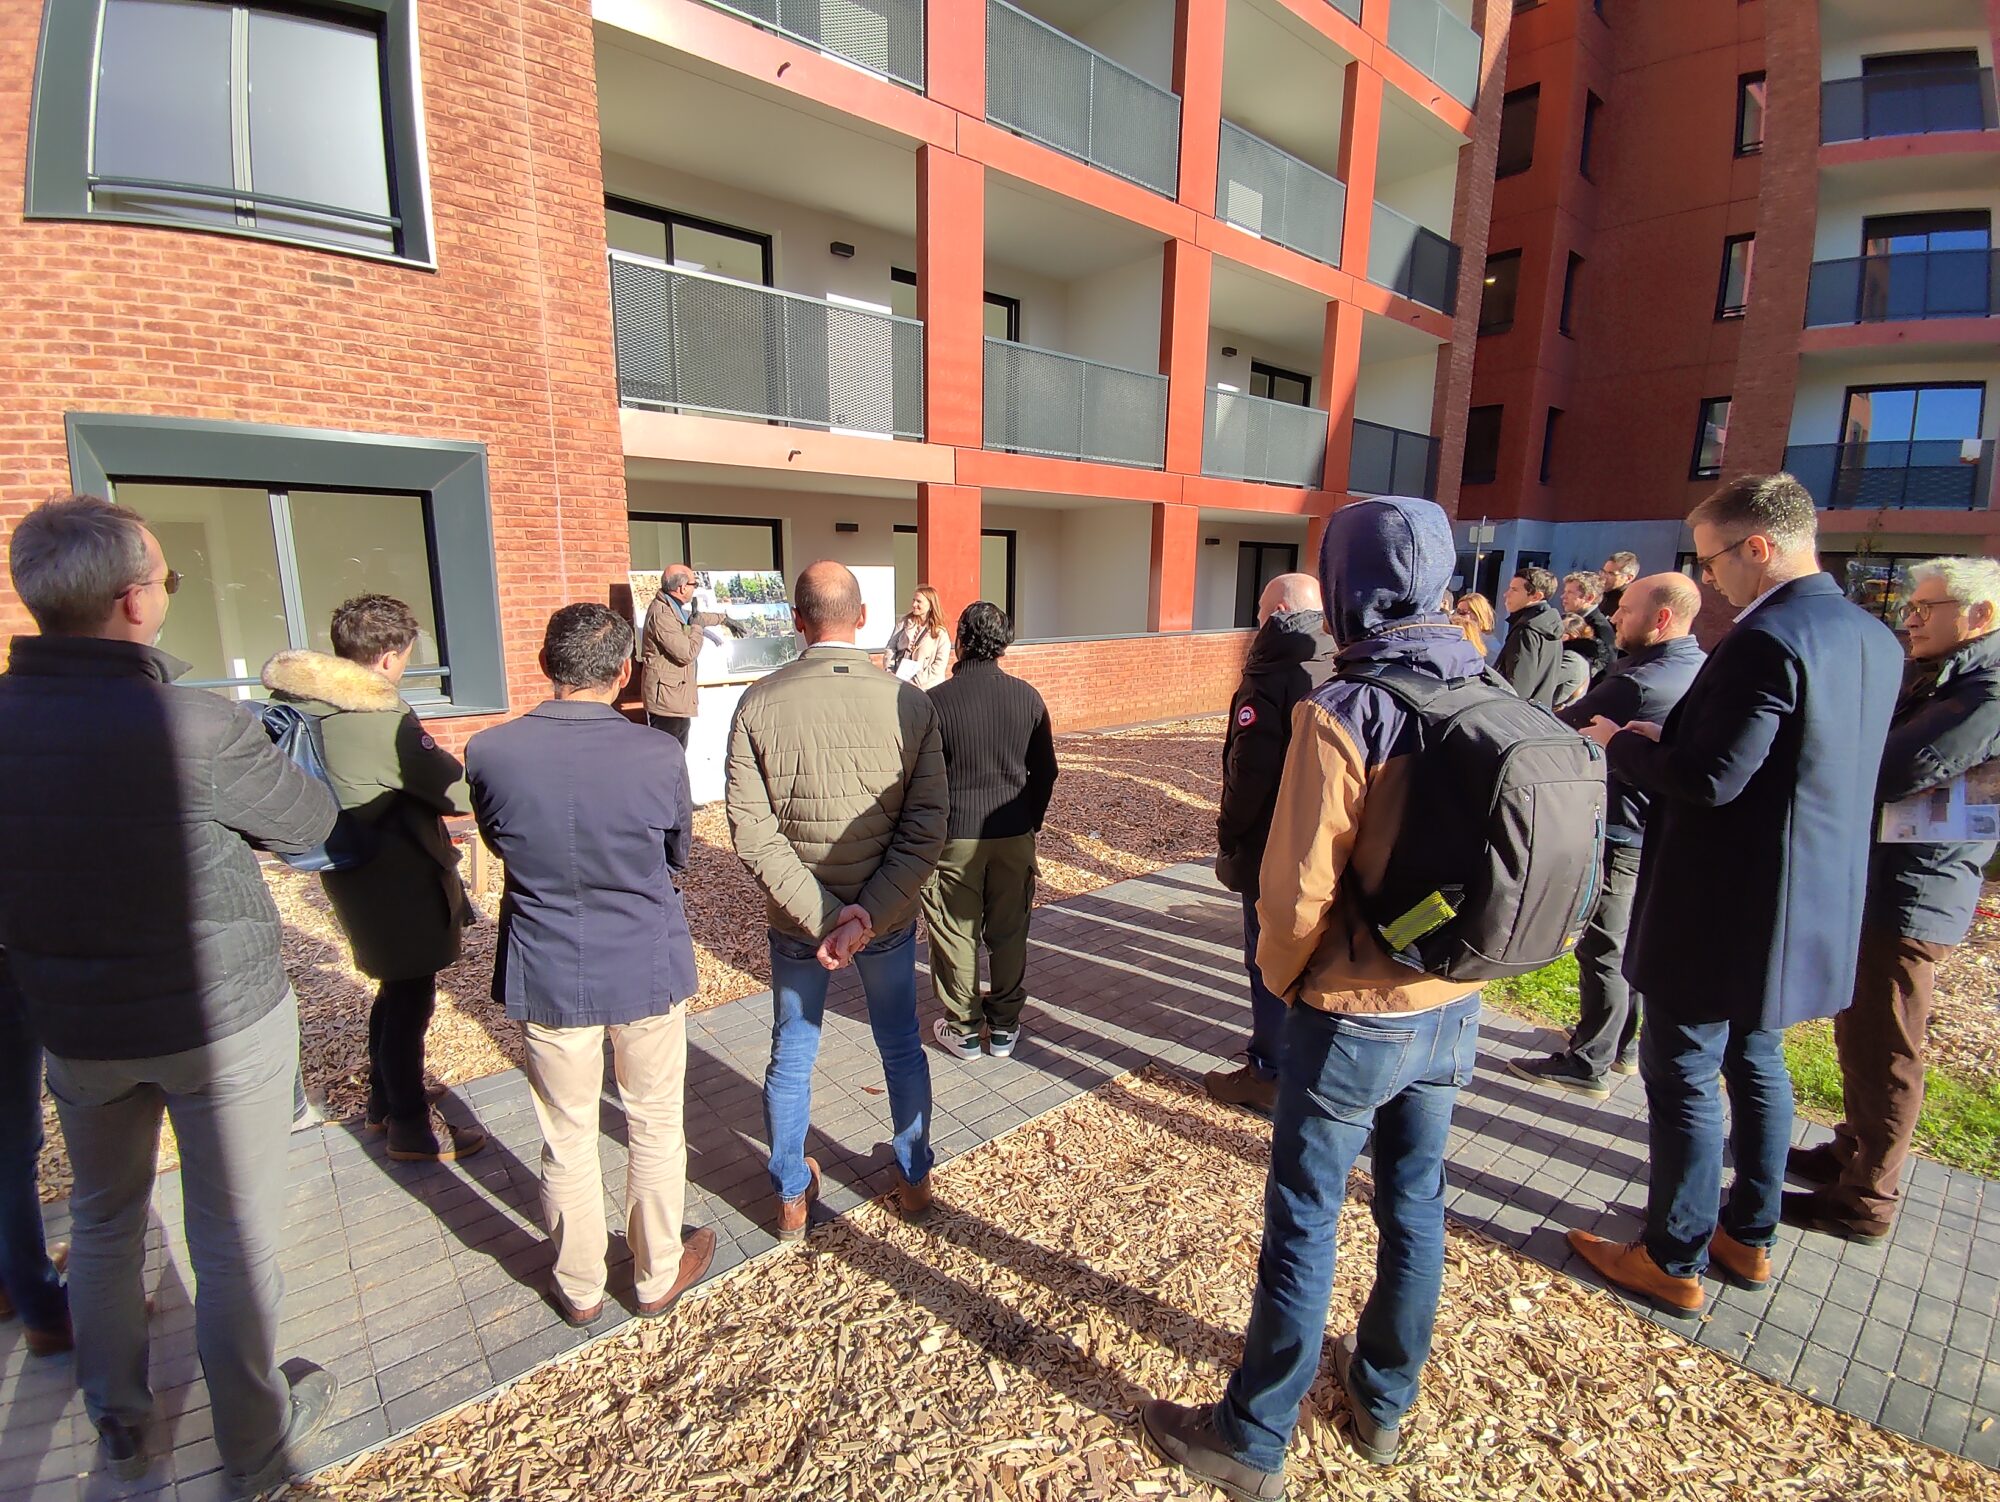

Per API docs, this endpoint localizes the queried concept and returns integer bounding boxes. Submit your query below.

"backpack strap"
[1340,658,1487,711]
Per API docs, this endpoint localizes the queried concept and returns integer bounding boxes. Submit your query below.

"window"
[1249,361,1313,406]
[1559,253,1583,335]
[1464,405,1504,484]
[1690,396,1731,479]
[1540,407,1563,483]
[1736,72,1767,155]
[1859,50,1988,137]
[1235,542,1300,628]
[892,525,1018,619]
[1716,234,1755,319]
[611,198,774,285]
[27,0,432,265]
[889,267,1021,341]
[1862,210,1992,257]
[628,515,785,575]
[66,413,502,712]
[1479,250,1523,334]
[1855,212,1993,320]
[1580,92,1603,178]
[1497,86,1540,178]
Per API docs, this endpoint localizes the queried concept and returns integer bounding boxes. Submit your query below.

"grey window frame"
[1735,71,1766,156]
[1716,232,1755,319]
[1479,249,1522,334]
[27,0,436,269]
[1690,395,1731,480]
[66,413,502,714]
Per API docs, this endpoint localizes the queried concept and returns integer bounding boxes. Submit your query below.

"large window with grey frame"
[628,514,786,575]
[27,0,433,264]
[66,414,503,711]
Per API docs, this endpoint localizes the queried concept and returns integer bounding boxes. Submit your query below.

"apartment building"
[1,0,1506,741]
[1464,0,2000,625]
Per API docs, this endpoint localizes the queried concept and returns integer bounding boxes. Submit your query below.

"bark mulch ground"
[290,1068,1996,1502]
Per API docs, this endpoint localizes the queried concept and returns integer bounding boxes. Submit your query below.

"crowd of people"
[0,474,1996,1496]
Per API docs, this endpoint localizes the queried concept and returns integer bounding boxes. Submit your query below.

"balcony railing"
[1385,0,1481,108]
[985,0,1181,196]
[984,338,1167,469]
[695,0,924,88]
[1805,249,1999,326]
[1215,122,1346,268]
[1785,440,1995,510]
[1203,388,1328,487]
[608,253,924,439]
[1821,68,1998,144]
[1368,202,1460,315]
[1349,419,1441,499]
[1326,0,1361,20]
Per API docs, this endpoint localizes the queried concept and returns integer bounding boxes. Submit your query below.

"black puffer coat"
[1215,610,1337,895]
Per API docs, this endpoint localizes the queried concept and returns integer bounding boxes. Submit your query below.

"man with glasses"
[641,563,743,748]
[1569,473,1900,1314]
[0,495,341,1492]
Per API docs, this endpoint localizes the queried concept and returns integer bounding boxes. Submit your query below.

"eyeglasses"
[1903,596,1966,624]
[126,570,182,599]
[1693,538,1749,574]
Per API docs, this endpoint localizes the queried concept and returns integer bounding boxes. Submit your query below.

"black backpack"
[1345,661,1607,982]
[255,703,380,874]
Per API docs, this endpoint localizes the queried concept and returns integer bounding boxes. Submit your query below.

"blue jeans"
[1216,993,1481,1469]
[1242,894,1287,1082]
[1641,1010,1791,1278]
[0,1002,67,1332]
[764,924,934,1201]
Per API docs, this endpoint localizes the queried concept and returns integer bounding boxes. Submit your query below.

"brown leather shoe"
[552,1287,607,1328]
[1567,1229,1704,1315]
[637,1228,717,1318]
[1204,1063,1277,1116]
[1786,1143,1842,1187]
[1708,1228,1772,1291]
[776,1157,822,1242]
[24,1317,74,1357]
[1782,1189,1892,1242]
[895,1175,935,1225]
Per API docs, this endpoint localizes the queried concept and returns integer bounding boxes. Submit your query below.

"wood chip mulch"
[291,1068,1997,1501]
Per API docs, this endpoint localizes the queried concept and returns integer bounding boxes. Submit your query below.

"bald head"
[793,560,865,643]
[1611,571,1700,653]
[1257,572,1322,626]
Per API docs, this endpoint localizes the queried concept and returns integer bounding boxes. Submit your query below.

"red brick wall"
[1004,631,1253,735]
[0,0,627,739]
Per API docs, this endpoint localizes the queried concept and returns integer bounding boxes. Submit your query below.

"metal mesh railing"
[1805,249,1999,326]
[1203,388,1328,487]
[1326,0,1361,20]
[983,338,1168,469]
[696,0,925,87]
[1368,201,1460,315]
[1215,121,1346,267]
[985,0,1181,197]
[1821,68,1997,144]
[609,254,924,439]
[1786,440,1995,510]
[1349,419,1441,499]
[1385,0,1481,108]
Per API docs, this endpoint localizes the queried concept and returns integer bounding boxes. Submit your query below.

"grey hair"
[1687,472,1818,553]
[8,494,152,634]
[1907,556,2000,621]
[661,564,696,589]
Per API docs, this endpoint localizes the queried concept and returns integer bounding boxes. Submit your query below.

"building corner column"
[1338,62,1384,280]
[918,484,983,628]
[1174,0,1227,213]
[1148,502,1200,633]
[926,0,985,118]
[1162,240,1215,475]
[919,147,986,450]
[1319,299,1365,496]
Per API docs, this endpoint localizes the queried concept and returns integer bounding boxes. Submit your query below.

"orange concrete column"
[1174,0,1227,213]
[1161,240,1215,475]
[919,147,985,449]
[1304,504,1339,579]
[1318,298,1366,493]
[1149,502,1200,632]
[1338,62,1384,279]
[926,0,984,119]
[918,484,983,628]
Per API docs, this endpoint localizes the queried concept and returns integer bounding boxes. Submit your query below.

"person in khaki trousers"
[467,604,714,1326]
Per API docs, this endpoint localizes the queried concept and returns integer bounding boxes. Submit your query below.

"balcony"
[1385,0,1480,109]
[1786,440,1995,510]
[1203,388,1328,488]
[608,254,924,439]
[1326,0,1360,20]
[984,338,1167,469]
[1215,122,1347,268]
[1822,68,1998,144]
[695,0,924,89]
[1805,249,2000,326]
[1349,419,1440,499]
[985,0,1182,197]
[1368,202,1460,315]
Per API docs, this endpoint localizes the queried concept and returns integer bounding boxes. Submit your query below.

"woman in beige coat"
[886,585,952,691]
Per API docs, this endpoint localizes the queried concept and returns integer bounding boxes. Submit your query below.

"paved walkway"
[3,863,1996,1499]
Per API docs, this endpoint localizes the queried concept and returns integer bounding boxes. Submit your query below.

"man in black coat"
[1495,565,1564,705]
[1789,557,2000,1239]
[1561,571,1618,683]
[1512,573,1706,1097]
[1206,572,1336,1114]
[1569,475,1901,1316]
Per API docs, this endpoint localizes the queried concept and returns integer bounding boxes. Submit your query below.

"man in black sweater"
[921,602,1060,1059]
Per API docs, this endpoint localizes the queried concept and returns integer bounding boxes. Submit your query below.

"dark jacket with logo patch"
[1216,610,1337,896]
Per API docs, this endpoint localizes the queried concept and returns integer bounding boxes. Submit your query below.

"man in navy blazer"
[1568,474,1901,1316]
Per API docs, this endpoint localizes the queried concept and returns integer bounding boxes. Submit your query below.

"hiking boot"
[932,1018,981,1061]
[1139,1400,1286,1502]
[95,1417,149,1483]
[1786,1143,1843,1188]
[987,1027,1020,1059]
[232,1365,337,1498]
[1782,1189,1891,1242]
[895,1175,935,1225]
[1203,1063,1277,1116]
[364,1083,450,1133]
[777,1157,822,1242]
[1611,1048,1640,1077]
[1330,1332,1400,1465]
[1566,1229,1704,1315]
[1507,1053,1611,1100]
[1708,1228,1772,1291]
[385,1108,486,1163]
[637,1228,717,1319]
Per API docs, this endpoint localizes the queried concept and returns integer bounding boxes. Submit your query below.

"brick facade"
[1005,630,1254,736]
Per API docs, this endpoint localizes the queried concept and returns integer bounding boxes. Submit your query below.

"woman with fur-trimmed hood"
[262,595,484,1164]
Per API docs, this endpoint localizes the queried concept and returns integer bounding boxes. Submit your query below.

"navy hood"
[1319,496,1459,647]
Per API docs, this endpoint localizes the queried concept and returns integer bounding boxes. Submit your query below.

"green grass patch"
[1484,960,2000,1180]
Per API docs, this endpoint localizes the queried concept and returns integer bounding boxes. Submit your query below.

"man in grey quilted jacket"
[726,560,949,1239]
